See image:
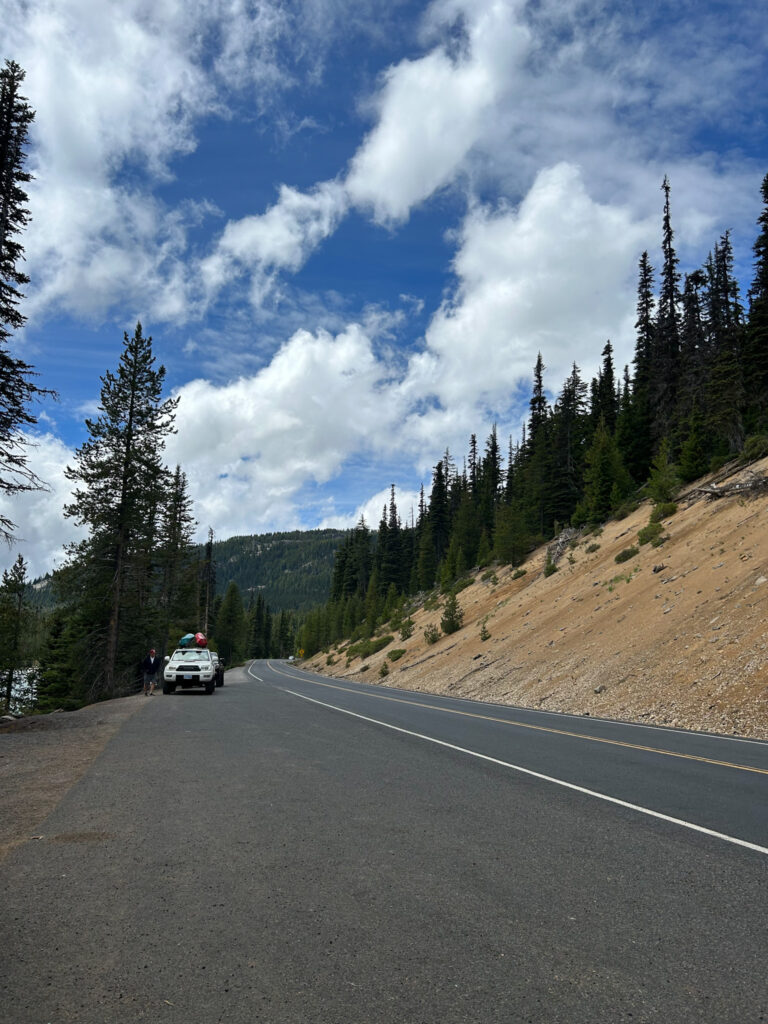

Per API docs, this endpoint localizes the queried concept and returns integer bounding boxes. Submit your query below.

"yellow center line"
[264,662,768,777]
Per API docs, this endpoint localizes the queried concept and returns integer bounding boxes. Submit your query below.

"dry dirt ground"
[0,695,147,862]
[306,456,768,742]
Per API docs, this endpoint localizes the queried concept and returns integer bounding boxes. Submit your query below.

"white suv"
[163,648,216,695]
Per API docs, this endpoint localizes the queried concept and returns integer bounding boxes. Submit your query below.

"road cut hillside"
[305,456,768,739]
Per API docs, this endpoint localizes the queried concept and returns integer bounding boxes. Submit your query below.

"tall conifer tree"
[156,465,197,654]
[745,173,768,431]
[0,552,29,711]
[705,232,745,454]
[624,251,655,481]
[652,177,682,441]
[0,61,52,540]
[63,323,178,696]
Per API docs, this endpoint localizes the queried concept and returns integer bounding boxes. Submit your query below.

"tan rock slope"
[305,457,768,739]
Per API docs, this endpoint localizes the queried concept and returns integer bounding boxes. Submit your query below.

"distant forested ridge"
[210,529,346,611]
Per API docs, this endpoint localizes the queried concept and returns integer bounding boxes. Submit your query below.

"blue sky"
[3,0,768,576]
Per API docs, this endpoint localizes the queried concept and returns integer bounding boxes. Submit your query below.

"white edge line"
[282,687,768,858]
[247,662,263,683]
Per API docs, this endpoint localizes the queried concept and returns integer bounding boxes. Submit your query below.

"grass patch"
[586,542,600,553]
[512,568,527,580]
[387,649,406,662]
[638,521,663,545]
[650,502,678,522]
[345,634,394,663]
[604,568,639,592]
[615,545,639,564]
[423,623,440,645]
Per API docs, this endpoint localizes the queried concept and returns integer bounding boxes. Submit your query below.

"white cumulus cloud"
[165,322,404,537]
[199,180,349,307]
[399,163,653,442]
[0,434,84,580]
[346,0,528,222]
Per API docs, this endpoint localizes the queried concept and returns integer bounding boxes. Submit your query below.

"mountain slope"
[305,459,768,739]
[212,528,345,611]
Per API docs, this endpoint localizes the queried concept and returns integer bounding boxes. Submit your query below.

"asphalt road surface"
[2,660,767,1024]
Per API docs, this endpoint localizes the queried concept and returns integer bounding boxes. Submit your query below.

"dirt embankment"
[305,458,768,740]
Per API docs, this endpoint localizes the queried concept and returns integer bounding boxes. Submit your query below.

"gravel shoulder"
[0,695,148,862]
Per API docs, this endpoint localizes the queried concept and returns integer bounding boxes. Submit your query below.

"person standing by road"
[142,648,161,696]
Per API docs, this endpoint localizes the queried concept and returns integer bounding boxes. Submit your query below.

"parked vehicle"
[163,647,216,694]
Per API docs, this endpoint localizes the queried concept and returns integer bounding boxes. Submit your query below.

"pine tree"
[273,609,294,658]
[493,502,529,565]
[647,438,679,503]
[624,251,655,481]
[250,591,267,658]
[440,592,463,635]
[551,362,589,524]
[200,527,216,633]
[467,434,479,498]
[529,352,548,437]
[576,417,632,524]
[592,341,618,433]
[156,465,197,654]
[35,607,90,712]
[63,323,178,697]
[476,530,492,568]
[678,399,711,483]
[705,232,745,454]
[451,487,480,571]
[522,354,555,539]
[677,269,708,432]
[214,581,246,663]
[416,517,437,590]
[378,485,402,593]
[363,568,380,637]
[478,424,502,537]
[0,552,28,711]
[744,173,768,432]
[0,61,53,540]
[651,178,681,442]
[428,459,450,565]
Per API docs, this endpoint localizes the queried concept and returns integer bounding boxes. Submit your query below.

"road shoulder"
[0,695,148,862]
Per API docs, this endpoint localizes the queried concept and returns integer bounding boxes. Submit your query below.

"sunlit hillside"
[305,458,768,739]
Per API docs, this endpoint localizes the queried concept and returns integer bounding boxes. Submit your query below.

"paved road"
[260,660,768,852]
[2,661,767,1023]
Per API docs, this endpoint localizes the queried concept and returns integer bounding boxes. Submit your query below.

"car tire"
[205,679,215,694]
[162,681,172,695]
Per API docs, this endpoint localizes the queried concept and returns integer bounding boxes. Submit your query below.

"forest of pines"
[298,174,768,658]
